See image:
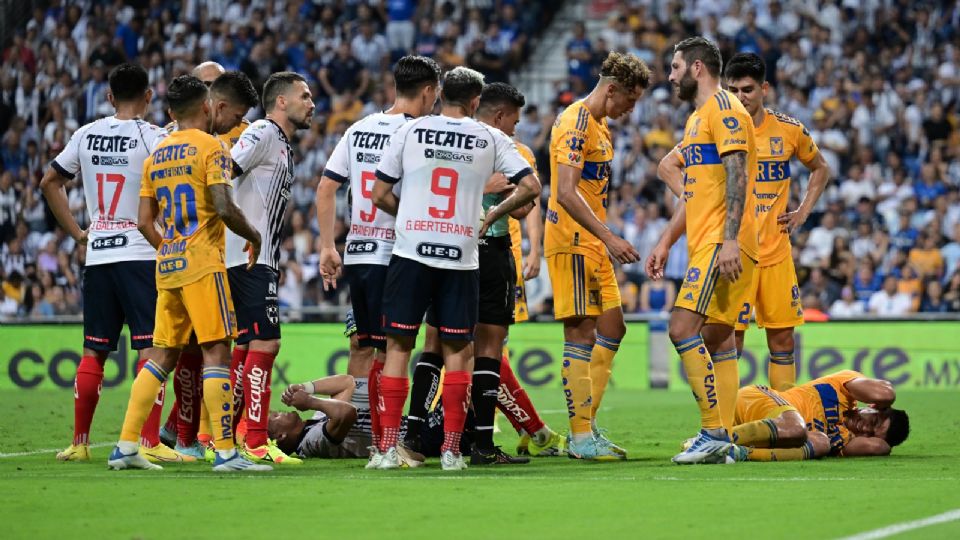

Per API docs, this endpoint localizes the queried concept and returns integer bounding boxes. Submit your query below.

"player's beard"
[677,69,698,102]
[291,111,312,130]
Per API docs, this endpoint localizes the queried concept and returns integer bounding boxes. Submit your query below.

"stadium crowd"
[1,0,960,321]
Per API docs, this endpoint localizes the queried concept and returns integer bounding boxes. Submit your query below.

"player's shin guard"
[441,370,471,454]
[368,359,386,449]
[73,355,105,445]
[229,347,247,435]
[590,335,620,420]
[136,358,165,447]
[242,350,275,448]
[769,351,796,392]
[407,352,442,441]
[674,336,723,430]
[173,351,203,447]
[562,343,593,436]
[711,348,739,433]
[497,355,545,435]
[120,360,168,444]
[379,375,409,451]
[202,366,234,451]
[471,357,501,449]
[732,418,778,447]
[747,442,815,461]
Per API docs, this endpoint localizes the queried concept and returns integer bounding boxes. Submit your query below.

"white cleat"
[365,446,384,469]
[672,430,732,465]
[441,450,468,471]
[377,447,404,470]
[212,450,273,472]
[107,445,162,471]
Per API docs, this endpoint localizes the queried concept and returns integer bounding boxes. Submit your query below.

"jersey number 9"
[428,167,458,220]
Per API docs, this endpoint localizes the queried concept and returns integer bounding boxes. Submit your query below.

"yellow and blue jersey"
[780,370,861,455]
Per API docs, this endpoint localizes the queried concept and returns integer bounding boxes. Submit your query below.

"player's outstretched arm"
[645,199,686,280]
[209,183,261,269]
[480,173,541,237]
[718,150,748,282]
[39,168,87,245]
[137,196,163,249]
[522,202,542,279]
[555,163,639,264]
[658,146,685,198]
[779,151,831,234]
[371,178,400,216]
[315,176,343,290]
[845,377,896,409]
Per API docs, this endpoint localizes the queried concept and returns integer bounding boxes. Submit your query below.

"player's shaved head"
[441,66,484,111]
[192,61,225,84]
[166,75,209,118]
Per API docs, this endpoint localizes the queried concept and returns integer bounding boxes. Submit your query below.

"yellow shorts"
[512,246,529,323]
[734,385,798,425]
[734,256,804,331]
[153,271,238,348]
[547,253,621,320]
[676,243,759,326]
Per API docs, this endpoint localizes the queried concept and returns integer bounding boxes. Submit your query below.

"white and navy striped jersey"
[225,119,294,270]
[322,111,410,266]
[51,116,166,266]
[375,115,533,270]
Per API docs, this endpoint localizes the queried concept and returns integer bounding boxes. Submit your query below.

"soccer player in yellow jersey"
[543,52,650,460]
[510,142,542,325]
[730,371,910,461]
[646,37,760,464]
[108,75,268,472]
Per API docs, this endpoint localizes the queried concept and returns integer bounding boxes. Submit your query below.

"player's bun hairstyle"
[477,82,525,114]
[440,66,485,110]
[394,55,441,98]
[599,51,651,90]
[885,408,910,447]
[108,63,150,102]
[166,75,209,117]
[724,52,766,83]
[674,36,723,78]
[262,71,307,112]
[211,71,259,109]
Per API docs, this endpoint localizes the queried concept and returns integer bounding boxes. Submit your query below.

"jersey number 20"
[157,184,198,239]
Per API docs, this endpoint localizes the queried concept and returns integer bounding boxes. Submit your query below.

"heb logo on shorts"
[416,242,462,261]
[91,234,128,250]
[158,257,187,274]
[346,240,378,254]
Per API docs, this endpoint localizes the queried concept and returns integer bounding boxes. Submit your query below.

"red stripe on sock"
[378,375,408,452]
[242,350,275,448]
[497,356,545,435]
[73,355,104,446]
[441,370,471,454]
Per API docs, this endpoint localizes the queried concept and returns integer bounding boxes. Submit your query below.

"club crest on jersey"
[770,137,784,156]
[688,118,701,138]
[416,242,462,261]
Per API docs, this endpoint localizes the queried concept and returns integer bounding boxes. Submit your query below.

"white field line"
[0,442,112,458]
[836,509,960,540]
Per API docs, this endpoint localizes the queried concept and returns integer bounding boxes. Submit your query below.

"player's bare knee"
[766,328,795,353]
[776,411,808,446]
[563,317,597,346]
[250,338,280,356]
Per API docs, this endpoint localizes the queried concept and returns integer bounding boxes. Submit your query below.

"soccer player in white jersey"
[40,63,183,462]
[316,55,441,466]
[369,67,542,470]
[224,72,315,465]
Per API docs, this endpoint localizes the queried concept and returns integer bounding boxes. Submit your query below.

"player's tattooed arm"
[209,183,261,269]
[480,173,541,237]
[371,179,400,216]
[137,196,163,249]
[718,150,747,281]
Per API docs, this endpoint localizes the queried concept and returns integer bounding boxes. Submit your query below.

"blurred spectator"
[829,286,865,318]
[868,276,913,316]
[640,278,675,314]
[944,271,960,312]
[920,280,950,313]
[908,232,944,280]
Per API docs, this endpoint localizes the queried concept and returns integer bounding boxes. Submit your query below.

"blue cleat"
[671,429,732,464]
[175,441,207,461]
[212,450,273,472]
[159,425,177,448]
[107,445,162,471]
[567,434,620,461]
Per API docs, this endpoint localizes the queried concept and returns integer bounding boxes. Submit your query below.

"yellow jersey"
[510,141,537,261]
[781,370,862,455]
[140,129,232,289]
[544,100,613,263]
[753,109,819,266]
[679,89,759,260]
[218,119,249,149]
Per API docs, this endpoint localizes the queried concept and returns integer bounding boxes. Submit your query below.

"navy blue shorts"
[381,256,478,341]
[227,264,281,345]
[345,263,387,350]
[82,261,156,351]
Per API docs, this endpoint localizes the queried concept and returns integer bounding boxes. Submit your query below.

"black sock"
[471,356,501,450]
[405,351,443,441]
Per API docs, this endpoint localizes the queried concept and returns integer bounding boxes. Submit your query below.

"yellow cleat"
[529,430,567,457]
[140,442,197,463]
[241,439,303,465]
[56,443,91,461]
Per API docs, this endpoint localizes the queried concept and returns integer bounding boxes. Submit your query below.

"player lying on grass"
[726,370,910,461]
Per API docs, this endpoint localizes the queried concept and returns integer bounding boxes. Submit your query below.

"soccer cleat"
[241,440,303,465]
[175,441,207,461]
[440,450,468,471]
[159,425,177,448]
[397,442,425,468]
[56,443,91,461]
[141,442,196,463]
[107,445,162,470]
[365,446,384,469]
[593,428,627,458]
[529,430,566,457]
[671,429,732,465]
[567,435,621,461]
[680,436,697,452]
[470,445,530,465]
[516,433,531,455]
[377,447,406,470]
[728,444,749,463]
[212,451,273,472]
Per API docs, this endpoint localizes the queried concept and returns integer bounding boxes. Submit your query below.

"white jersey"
[52,116,166,266]
[323,111,410,266]
[375,115,533,270]
[225,119,294,270]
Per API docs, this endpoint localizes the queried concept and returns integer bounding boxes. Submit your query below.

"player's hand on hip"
[244,233,262,270]
[606,235,640,265]
[523,252,541,280]
[778,209,809,235]
[717,239,742,282]
[484,173,514,195]
[319,247,342,291]
[645,242,669,280]
[76,228,89,246]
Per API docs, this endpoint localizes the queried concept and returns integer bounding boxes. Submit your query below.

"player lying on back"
[727,370,910,461]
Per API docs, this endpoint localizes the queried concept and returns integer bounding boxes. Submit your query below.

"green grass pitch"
[2,387,959,539]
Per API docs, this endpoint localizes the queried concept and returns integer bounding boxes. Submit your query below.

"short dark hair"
[394,55,441,98]
[674,36,723,77]
[262,71,306,112]
[210,71,259,109]
[441,67,484,109]
[599,51,651,90]
[885,408,910,447]
[724,52,766,83]
[108,63,149,102]
[477,82,525,115]
[166,75,209,117]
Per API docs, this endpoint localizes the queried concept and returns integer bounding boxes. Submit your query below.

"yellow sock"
[712,348,739,433]
[199,400,211,439]
[562,342,593,435]
[590,335,620,419]
[120,360,168,443]
[674,336,723,430]
[747,442,815,461]
[202,366,235,452]
[732,418,778,446]
[769,351,796,391]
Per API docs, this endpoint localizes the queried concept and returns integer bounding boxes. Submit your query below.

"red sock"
[229,347,247,435]
[174,351,203,447]
[368,360,385,449]
[136,358,165,447]
[73,355,105,446]
[242,350,275,448]
[497,356,545,435]
[162,400,178,435]
[378,375,408,452]
[441,370,471,454]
